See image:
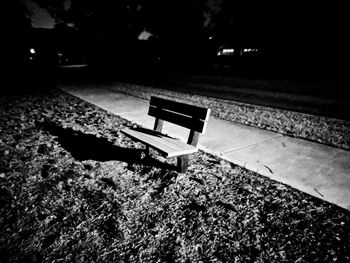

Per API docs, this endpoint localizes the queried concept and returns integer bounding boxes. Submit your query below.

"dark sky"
[22,0,71,28]
[23,0,55,28]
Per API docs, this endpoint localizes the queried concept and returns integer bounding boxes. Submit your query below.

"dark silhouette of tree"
[206,1,344,79]
[137,0,209,66]
[207,1,281,47]
[56,0,146,65]
[4,0,32,65]
[29,0,210,67]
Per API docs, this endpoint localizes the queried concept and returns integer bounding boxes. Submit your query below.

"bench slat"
[150,96,210,121]
[121,128,197,158]
[148,106,207,133]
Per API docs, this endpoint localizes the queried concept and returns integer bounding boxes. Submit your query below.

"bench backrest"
[148,96,211,140]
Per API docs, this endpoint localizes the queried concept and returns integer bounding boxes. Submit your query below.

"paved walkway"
[60,85,350,211]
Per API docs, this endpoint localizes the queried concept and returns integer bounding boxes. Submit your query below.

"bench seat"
[120,96,210,172]
[121,128,197,158]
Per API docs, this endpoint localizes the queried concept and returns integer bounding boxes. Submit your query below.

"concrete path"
[60,85,350,211]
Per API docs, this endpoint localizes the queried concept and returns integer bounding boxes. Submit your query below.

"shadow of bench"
[37,121,175,170]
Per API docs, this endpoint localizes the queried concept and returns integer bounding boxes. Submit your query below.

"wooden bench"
[121,96,211,173]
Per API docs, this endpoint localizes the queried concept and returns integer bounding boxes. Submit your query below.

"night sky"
[22,0,71,28]
[22,0,55,28]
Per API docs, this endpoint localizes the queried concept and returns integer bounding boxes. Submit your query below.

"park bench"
[121,96,211,173]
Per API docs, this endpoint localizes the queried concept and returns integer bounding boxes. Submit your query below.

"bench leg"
[177,155,189,173]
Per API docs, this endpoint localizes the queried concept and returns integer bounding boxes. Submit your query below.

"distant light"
[30,48,35,54]
[223,48,234,53]
[217,48,235,56]
[244,48,259,52]
[209,36,213,40]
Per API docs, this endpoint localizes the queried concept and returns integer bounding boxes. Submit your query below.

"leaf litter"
[0,88,349,262]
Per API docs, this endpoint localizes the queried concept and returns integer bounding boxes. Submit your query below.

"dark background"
[3,0,347,101]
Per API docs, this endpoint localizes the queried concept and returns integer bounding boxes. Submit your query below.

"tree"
[138,0,209,65]
[29,0,212,67]
[3,0,32,65]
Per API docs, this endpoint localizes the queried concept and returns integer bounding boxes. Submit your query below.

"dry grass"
[1,88,349,262]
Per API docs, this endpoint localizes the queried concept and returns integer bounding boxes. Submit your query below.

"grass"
[0,88,349,262]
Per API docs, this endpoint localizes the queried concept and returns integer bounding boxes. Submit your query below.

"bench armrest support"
[153,118,164,132]
[187,130,199,147]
